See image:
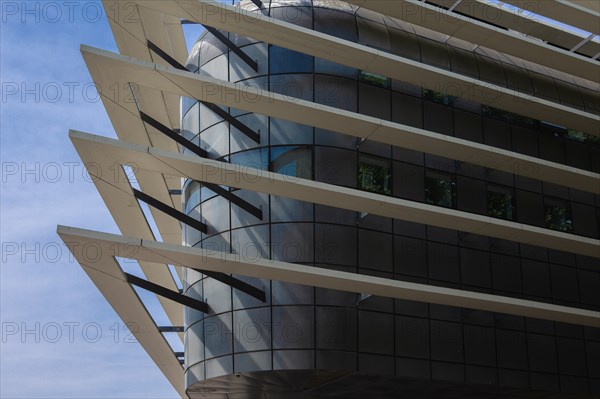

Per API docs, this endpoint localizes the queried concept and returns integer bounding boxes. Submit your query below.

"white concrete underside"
[58,226,600,329]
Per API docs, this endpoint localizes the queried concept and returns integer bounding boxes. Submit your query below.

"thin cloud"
[1,5,179,398]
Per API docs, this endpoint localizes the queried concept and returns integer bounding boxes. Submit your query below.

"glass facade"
[180,0,600,396]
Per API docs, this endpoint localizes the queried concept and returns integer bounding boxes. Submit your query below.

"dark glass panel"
[544,197,573,232]
[313,8,358,42]
[487,185,514,220]
[388,27,421,61]
[230,148,269,170]
[475,54,506,87]
[420,37,450,70]
[530,71,560,102]
[425,170,456,208]
[503,62,533,94]
[555,79,585,110]
[270,146,313,179]
[269,45,313,74]
[358,154,392,195]
[449,46,479,79]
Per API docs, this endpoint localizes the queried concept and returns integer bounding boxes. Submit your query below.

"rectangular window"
[359,70,390,88]
[423,88,456,106]
[567,129,600,145]
[487,185,514,220]
[425,170,456,208]
[358,155,391,195]
[544,198,573,232]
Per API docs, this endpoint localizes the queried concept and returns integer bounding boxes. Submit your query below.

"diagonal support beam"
[133,188,208,233]
[147,39,188,71]
[139,111,262,219]
[201,24,258,72]
[124,272,209,313]
[201,183,263,220]
[160,19,258,73]
[192,268,266,302]
[200,101,261,143]
[158,326,184,333]
[147,41,261,144]
[140,111,262,219]
[140,111,208,158]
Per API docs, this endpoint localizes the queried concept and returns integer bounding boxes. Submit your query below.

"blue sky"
[0,2,202,397]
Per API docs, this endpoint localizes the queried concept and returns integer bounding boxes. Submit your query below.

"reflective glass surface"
[544,198,573,232]
[358,155,391,195]
[270,146,313,179]
[487,185,514,220]
[425,170,456,208]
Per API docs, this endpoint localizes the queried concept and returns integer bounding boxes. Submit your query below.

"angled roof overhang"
[58,226,600,329]
[502,0,600,35]
[133,0,600,83]
[71,130,600,258]
[82,44,600,194]
[425,0,600,59]
[57,227,187,398]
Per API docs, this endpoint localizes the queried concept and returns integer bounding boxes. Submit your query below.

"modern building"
[59,0,600,398]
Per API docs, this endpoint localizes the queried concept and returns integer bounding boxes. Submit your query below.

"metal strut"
[201,25,258,72]
[131,189,265,300]
[139,112,263,219]
[147,39,187,71]
[147,40,261,144]
[157,326,184,333]
[124,272,209,313]
[132,188,208,233]
[192,268,266,302]
[140,111,208,158]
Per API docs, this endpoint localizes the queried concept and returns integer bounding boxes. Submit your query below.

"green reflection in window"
[425,170,456,208]
[544,198,572,232]
[487,185,514,220]
[270,146,313,179]
[358,155,391,195]
[359,71,390,88]
[567,129,600,145]
[423,88,456,106]
[482,105,540,128]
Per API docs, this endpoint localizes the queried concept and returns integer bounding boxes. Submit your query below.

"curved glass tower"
[179,0,600,397]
